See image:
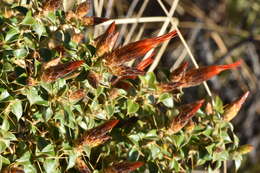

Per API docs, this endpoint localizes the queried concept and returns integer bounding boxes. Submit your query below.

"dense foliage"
[0,0,252,172]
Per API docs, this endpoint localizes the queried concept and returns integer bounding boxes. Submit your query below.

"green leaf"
[33,22,47,38]
[21,11,36,25]
[1,118,10,131]
[47,12,57,24]
[24,87,48,106]
[202,125,213,137]
[105,104,114,117]
[44,158,58,173]
[0,89,10,101]
[220,131,232,143]
[158,93,174,108]
[172,135,185,148]
[11,99,23,120]
[14,48,28,59]
[16,151,31,163]
[206,144,215,154]
[5,28,19,42]
[67,151,77,170]
[127,99,139,114]
[0,141,7,153]
[41,144,55,156]
[149,143,161,159]
[2,131,17,141]
[169,159,179,171]
[83,145,91,158]
[128,134,142,145]
[139,72,157,89]
[144,129,158,140]
[44,107,53,122]
[23,163,37,173]
[235,155,243,170]
[0,155,10,170]
[213,150,229,161]
[214,96,224,113]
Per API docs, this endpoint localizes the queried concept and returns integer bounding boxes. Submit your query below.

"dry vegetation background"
[90,0,260,172]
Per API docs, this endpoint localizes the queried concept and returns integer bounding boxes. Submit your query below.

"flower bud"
[237,144,253,155]
[223,91,249,121]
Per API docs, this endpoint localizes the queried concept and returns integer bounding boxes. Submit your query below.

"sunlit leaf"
[158,93,174,108]
[14,48,28,59]
[11,99,23,120]
[16,151,31,163]
[127,99,139,114]
[21,11,36,25]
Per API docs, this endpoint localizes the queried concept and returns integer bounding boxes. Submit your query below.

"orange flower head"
[75,1,91,18]
[82,16,109,26]
[179,60,242,88]
[42,0,62,12]
[105,30,177,67]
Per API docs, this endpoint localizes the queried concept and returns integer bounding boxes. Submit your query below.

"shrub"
[0,0,252,172]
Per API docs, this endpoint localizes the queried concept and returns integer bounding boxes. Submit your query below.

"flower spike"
[75,1,91,18]
[104,161,144,173]
[42,0,62,12]
[223,91,249,121]
[105,30,177,67]
[75,157,92,173]
[41,60,84,82]
[82,16,109,26]
[169,99,204,134]
[179,60,242,88]
[170,61,189,82]
[136,55,154,71]
[96,22,119,57]
[75,120,119,151]
[111,55,154,86]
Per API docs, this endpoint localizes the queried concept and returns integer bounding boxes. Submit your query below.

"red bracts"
[111,55,154,86]
[41,60,84,82]
[160,60,242,92]
[169,100,205,134]
[104,161,144,173]
[104,30,177,80]
[170,61,189,82]
[104,30,177,68]
[179,60,242,88]
[96,22,119,57]
[75,120,119,151]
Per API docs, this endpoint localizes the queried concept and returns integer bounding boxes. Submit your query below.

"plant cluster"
[0,0,252,172]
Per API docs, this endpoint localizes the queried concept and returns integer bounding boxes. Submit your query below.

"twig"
[115,0,140,47]
[105,0,114,18]
[124,0,149,45]
[170,23,202,72]
[144,0,179,63]
[97,17,178,26]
